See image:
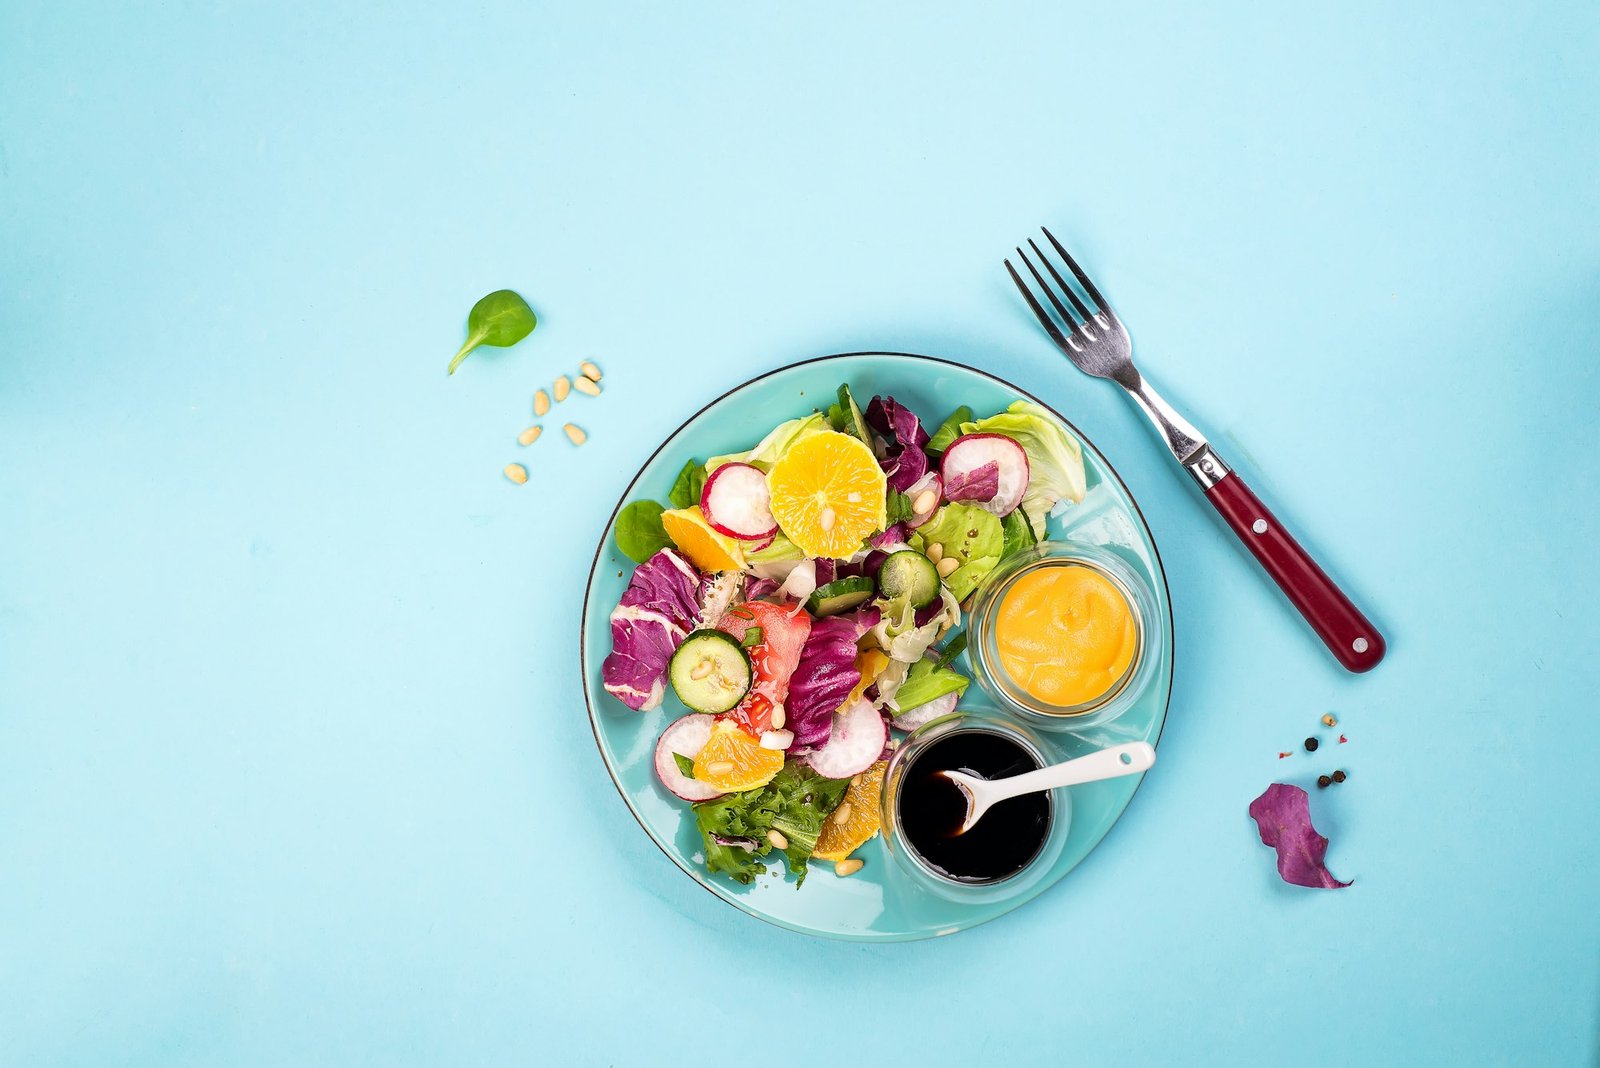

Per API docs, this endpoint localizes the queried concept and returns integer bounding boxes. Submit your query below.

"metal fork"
[1007,228,1385,672]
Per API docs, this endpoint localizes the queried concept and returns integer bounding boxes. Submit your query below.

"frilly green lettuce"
[961,401,1086,538]
[707,412,829,474]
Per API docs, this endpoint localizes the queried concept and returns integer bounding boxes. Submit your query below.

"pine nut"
[818,506,836,531]
[766,829,788,850]
[913,489,937,514]
[850,773,862,787]
[533,390,551,416]
[503,463,528,485]
[689,659,714,681]
[936,556,960,578]
[518,425,542,446]
[925,542,944,563]
[759,729,794,750]
[835,858,863,877]
[563,423,587,446]
[707,760,735,777]
[1322,713,1338,727]
[580,360,603,381]
[770,704,786,729]
[833,802,853,825]
[572,376,601,396]
[554,375,571,402]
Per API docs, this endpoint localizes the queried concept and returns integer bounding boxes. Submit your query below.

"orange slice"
[692,719,784,792]
[813,760,887,861]
[846,649,890,707]
[661,506,747,572]
[765,432,887,558]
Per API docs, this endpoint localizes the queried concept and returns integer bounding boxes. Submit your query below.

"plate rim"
[578,351,1175,940]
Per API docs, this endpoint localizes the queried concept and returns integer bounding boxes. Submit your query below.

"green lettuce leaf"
[691,762,851,887]
[706,412,829,474]
[893,657,970,712]
[1001,507,1037,558]
[746,532,805,565]
[961,401,1087,538]
[911,502,1003,600]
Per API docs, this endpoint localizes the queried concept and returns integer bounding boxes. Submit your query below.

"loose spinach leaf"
[668,459,707,510]
[615,500,672,563]
[673,752,697,779]
[885,489,915,526]
[740,626,764,649]
[447,289,537,375]
[1001,507,1038,557]
[925,405,973,455]
[933,631,968,670]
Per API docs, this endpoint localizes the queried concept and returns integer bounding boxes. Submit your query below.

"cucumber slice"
[877,549,940,609]
[806,575,876,616]
[669,630,753,714]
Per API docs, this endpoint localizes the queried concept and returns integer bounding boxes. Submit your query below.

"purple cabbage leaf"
[602,549,703,711]
[1248,783,1352,889]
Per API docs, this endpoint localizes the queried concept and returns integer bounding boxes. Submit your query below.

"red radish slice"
[654,714,724,802]
[805,697,888,779]
[904,471,943,528]
[891,691,959,732]
[701,462,778,540]
[941,434,1029,517]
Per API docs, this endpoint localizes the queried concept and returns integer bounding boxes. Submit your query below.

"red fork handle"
[1202,470,1386,672]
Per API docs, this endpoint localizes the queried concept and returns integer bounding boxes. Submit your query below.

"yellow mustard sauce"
[995,563,1137,709]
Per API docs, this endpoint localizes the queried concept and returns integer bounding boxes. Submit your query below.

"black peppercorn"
[1317,774,1332,789]
[1332,769,1347,783]
[1304,737,1319,752]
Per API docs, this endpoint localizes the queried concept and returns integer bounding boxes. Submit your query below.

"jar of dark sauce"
[896,729,1052,884]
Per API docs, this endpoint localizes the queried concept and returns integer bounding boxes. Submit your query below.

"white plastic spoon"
[938,741,1157,835]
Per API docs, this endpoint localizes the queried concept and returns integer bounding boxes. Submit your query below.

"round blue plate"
[580,353,1173,940]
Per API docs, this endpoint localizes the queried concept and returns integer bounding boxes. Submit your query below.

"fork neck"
[1120,376,1225,485]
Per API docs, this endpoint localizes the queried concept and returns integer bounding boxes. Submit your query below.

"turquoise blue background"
[2,1,1596,1064]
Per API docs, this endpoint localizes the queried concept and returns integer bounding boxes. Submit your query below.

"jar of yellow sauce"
[967,542,1159,729]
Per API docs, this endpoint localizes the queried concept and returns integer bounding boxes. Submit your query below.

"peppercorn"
[1321,713,1338,727]
[1317,774,1332,789]
[1304,737,1319,752]
[1332,769,1347,783]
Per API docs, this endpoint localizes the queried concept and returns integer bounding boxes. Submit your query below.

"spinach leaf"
[925,405,972,455]
[1001,507,1038,557]
[448,289,537,375]
[933,631,968,670]
[615,500,672,563]
[885,489,915,526]
[668,460,707,510]
[673,753,697,779]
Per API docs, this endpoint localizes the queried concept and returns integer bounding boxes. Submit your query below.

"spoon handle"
[988,742,1156,803]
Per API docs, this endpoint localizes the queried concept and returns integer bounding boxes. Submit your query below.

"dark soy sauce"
[898,730,1051,884]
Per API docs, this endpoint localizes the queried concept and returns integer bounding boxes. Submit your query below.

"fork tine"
[1040,226,1109,311]
[1004,258,1071,351]
[1016,245,1081,328]
[1027,238,1093,322]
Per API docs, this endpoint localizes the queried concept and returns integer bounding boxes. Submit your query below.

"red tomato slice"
[716,601,812,737]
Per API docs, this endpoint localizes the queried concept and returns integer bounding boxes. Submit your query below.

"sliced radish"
[891,691,959,732]
[701,462,778,541]
[904,471,943,528]
[654,714,724,802]
[941,434,1029,517]
[805,697,888,779]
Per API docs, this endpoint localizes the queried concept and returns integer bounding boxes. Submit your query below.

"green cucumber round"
[878,549,940,609]
[806,575,876,616]
[669,630,752,714]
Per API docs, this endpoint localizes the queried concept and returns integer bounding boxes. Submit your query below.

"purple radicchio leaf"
[602,549,703,711]
[713,834,759,851]
[813,558,837,587]
[912,599,945,628]
[869,523,910,549]
[865,395,931,492]
[786,611,877,748]
[1248,783,1352,889]
[744,575,781,601]
[944,460,1000,503]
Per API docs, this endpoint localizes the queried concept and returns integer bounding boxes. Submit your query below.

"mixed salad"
[602,384,1087,886]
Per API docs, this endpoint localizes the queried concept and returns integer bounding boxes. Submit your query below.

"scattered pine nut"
[554,375,571,402]
[533,389,551,417]
[707,760,735,777]
[580,360,603,382]
[563,423,587,446]
[835,858,863,877]
[925,542,944,563]
[818,506,836,532]
[503,463,528,485]
[935,556,960,578]
[572,376,601,397]
[833,802,853,825]
[518,425,542,446]
[766,829,788,850]
[1322,713,1338,727]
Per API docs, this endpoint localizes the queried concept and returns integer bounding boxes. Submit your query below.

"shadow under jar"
[965,541,1161,733]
